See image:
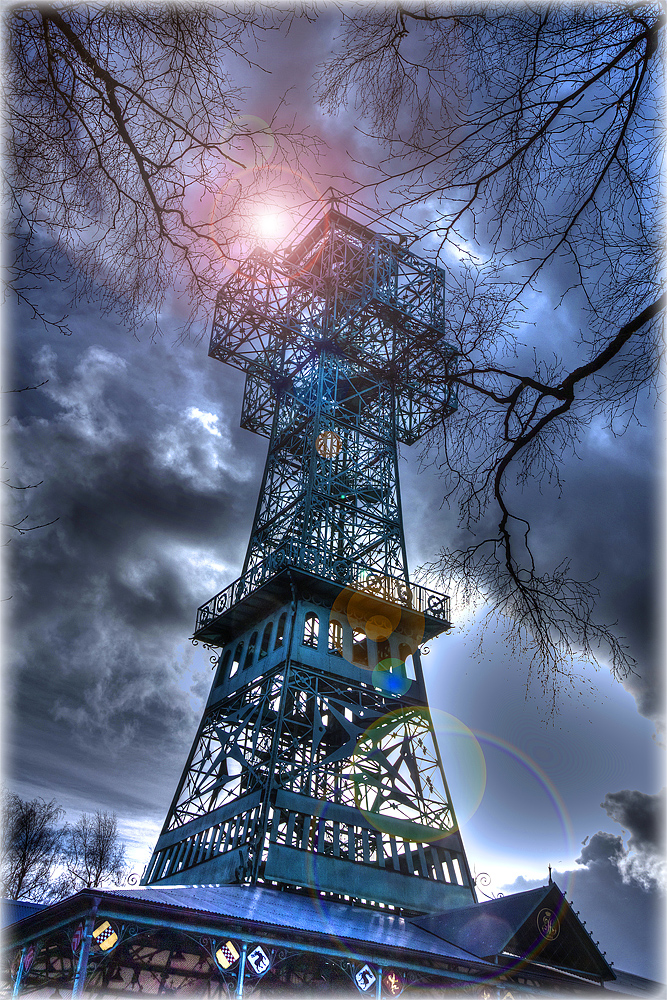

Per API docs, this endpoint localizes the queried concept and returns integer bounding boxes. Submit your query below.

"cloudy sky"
[4,7,664,985]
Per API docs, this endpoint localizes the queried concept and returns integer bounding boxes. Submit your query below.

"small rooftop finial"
[548,864,552,884]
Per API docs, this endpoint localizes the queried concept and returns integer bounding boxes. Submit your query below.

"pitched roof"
[2,882,614,984]
[0,899,47,927]
[411,882,614,980]
[2,883,493,970]
[412,884,553,955]
[102,883,489,965]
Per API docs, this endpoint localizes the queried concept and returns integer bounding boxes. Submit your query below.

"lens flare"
[208,164,324,273]
[428,710,487,828]
[256,210,286,240]
[316,430,342,458]
[472,729,575,856]
[350,706,470,841]
[372,658,411,697]
[283,724,578,978]
[221,114,275,170]
[470,728,577,904]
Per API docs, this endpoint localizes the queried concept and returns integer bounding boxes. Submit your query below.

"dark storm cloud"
[524,406,659,721]
[577,831,625,866]
[6,293,263,822]
[602,789,665,857]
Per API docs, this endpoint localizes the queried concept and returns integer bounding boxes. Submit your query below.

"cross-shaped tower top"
[199,191,458,620]
[211,192,457,444]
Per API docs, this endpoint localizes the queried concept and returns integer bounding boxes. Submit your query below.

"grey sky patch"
[602,788,665,854]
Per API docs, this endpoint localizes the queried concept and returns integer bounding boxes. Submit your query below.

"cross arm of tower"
[209,217,459,445]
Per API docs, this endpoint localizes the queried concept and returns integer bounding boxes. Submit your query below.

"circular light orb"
[316,430,342,458]
[372,658,411,697]
[365,614,394,643]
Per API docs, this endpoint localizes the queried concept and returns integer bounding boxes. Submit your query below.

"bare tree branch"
[5,5,321,336]
[317,7,664,705]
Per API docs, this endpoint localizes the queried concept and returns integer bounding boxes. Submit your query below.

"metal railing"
[195,541,450,635]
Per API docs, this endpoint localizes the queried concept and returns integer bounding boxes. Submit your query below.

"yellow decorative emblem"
[537,907,560,941]
[93,920,118,951]
[215,940,240,970]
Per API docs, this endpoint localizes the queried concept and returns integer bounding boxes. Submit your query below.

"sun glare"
[256,210,286,240]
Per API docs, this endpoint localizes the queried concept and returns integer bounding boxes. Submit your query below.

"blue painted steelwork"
[195,561,450,637]
[208,200,457,594]
[143,192,475,916]
[1,191,618,996]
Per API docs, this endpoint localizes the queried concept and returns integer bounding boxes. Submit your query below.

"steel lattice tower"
[143,193,477,914]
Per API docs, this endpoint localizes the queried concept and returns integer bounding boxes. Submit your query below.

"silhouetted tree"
[58,810,127,893]
[1,792,65,900]
[6,4,318,335]
[319,5,662,328]
[317,5,664,706]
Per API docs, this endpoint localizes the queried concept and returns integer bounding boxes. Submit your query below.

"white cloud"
[187,407,222,437]
[617,850,667,892]
[153,412,250,489]
[35,344,129,443]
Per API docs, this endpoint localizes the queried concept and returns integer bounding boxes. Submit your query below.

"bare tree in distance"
[6,4,320,337]
[0,791,65,900]
[317,5,664,709]
[58,810,127,894]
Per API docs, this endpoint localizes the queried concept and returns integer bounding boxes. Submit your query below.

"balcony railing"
[194,541,450,636]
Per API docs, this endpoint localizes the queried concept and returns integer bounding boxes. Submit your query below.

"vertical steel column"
[11,945,27,997]
[235,942,248,999]
[390,388,411,585]
[71,898,99,998]
[241,382,283,578]
[248,572,299,884]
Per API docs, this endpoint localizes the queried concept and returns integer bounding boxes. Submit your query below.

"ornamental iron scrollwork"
[473,871,504,901]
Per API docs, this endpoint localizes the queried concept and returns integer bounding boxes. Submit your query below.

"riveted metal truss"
[274,665,454,831]
[146,656,474,904]
[210,198,457,593]
[144,195,473,910]
[166,672,284,830]
[242,355,405,585]
[163,665,454,838]
[210,210,458,447]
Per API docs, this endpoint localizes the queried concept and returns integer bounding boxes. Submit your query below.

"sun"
[256,210,285,240]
